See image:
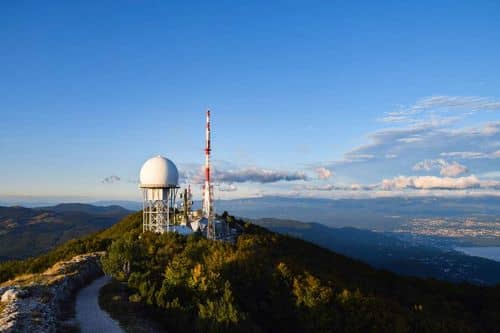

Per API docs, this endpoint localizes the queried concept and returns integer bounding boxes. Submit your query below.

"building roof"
[169,225,194,235]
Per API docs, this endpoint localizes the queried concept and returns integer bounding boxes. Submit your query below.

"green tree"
[101,236,143,281]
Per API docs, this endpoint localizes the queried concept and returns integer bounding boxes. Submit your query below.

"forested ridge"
[0,204,130,261]
[1,211,499,332]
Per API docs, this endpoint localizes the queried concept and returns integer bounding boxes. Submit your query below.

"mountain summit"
[2,211,498,332]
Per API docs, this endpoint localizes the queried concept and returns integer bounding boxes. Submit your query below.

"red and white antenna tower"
[202,110,215,238]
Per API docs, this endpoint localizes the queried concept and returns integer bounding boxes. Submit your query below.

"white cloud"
[101,175,121,184]
[342,153,375,162]
[298,183,374,192]
[380,175,500,190]
[215,168,308,184]
[397,136,422,143]
[381,95,500,124]
[412,159,468,177]
[440,151,486,159]
[315,167,333,180]
[440,150,500,159]
[218,184,238,192]
[450,122,500,137]
[183,167,309,185]
[482,123,500,136]
[301,184,336,191]
[440,163,468,177]
[330,117,500,183]
[335,124,436,167]
[179,95,500,199]
[414,95,500,111]
[413,159,447,171]
[479,171,500,179]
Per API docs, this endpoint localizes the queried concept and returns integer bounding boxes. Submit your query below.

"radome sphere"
[139,155,179,188]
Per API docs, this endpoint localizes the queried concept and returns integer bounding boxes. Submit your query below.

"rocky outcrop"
[0,252,104,333]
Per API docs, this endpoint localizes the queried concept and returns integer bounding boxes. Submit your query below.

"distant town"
[394,216,500,240]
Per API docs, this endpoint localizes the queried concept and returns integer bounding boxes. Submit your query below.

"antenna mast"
[203,110,215,238]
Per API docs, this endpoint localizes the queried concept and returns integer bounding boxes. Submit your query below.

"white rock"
[0,252,104,333]
[1,288,18,303]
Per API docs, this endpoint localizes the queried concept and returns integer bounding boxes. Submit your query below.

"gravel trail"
[75,275,123,333]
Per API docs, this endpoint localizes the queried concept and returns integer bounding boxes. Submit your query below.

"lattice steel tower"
[139,155,179,233]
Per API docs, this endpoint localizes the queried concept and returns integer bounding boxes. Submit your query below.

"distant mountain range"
[39,203,132,215]
[2,196,499,284]
[92,200,142,211]
[217,196,500,230]
[4,195,500,229]
[253,218,500,285]
[0,204,130,261]
[73,195,500,232]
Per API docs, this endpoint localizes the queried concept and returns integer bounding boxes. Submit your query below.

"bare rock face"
[0,252,104,333]
[1,288,28,303]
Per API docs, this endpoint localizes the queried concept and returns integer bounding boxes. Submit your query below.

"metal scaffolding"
[141,186,179,233]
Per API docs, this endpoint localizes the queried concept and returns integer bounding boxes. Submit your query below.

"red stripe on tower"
[203,109,213,222]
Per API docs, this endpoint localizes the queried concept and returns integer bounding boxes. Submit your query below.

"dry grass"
[0,273,41,287]
[0,272,64,288]
[1,253,103,288]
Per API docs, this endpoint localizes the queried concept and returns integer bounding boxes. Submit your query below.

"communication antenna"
[202,110,215,239]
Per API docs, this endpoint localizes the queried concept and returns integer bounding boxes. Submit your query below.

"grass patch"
[98,279,168,333]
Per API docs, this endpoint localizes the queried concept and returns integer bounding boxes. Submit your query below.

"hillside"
[0,212,140,283]
[1,212,500,332]
[253,218,500,285]
[0,204,130,261]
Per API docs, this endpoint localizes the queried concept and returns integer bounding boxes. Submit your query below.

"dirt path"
[75,275,123,333]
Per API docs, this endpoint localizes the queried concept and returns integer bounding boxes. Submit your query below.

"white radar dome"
[139,155,179,188]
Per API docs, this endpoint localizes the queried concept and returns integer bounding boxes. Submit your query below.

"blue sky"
[1,1,500,202]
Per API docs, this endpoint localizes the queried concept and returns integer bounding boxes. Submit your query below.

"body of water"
[455,247,500,262]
